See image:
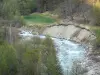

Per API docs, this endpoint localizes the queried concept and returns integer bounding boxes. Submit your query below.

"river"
[19,30,85,75]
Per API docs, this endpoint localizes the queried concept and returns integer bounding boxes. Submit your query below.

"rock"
[43,24,95,44]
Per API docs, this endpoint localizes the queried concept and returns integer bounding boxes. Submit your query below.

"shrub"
[42,37,62,75]
[13,16,26,27]
[15,37,62,75]
[0,44,18,75]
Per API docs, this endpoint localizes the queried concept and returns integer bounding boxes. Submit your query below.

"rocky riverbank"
[43,24,96,44]
[83,44,100,75]
[17,21,100,75]
[42,22,100,75]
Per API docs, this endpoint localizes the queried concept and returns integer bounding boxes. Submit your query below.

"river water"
[19,30,85,75]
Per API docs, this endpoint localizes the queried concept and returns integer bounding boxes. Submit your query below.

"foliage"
[18,0,37,15]
[42,37,62,75]
[1,0,19,19]
[13,16,26,26]
[0,43,18,75]
[0,0,25,27]
[14,37,62,75]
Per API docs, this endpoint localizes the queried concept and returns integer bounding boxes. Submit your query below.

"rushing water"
[53,38,85,75]
[19,30,85,75]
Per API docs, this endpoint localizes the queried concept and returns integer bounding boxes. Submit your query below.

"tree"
[15,37,62,75]
[59,0,81,19]
[0,0,3,17]
[15,37,42,75]
[0,44,18,75]
[42,37,62,75]
[21,49,41,75]
[1,0,19,19]
[18,0,37,15]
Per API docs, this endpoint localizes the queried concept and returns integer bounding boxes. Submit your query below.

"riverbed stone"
[43,24,95,43]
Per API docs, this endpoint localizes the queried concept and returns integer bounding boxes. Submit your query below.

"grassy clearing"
[23,13,57,26]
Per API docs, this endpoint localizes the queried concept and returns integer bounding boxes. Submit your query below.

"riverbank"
[19,20,100,75]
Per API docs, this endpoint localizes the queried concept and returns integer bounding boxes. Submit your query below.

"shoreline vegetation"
[0,37,62,75]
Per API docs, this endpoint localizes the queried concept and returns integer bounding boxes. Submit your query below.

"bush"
[13,16,26,27]
[0,44,18,75]
[15,37,62,75]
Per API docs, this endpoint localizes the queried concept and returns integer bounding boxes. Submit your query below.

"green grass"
[23,13,56,25]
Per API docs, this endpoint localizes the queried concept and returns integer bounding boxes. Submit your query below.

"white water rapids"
[19,30,85,75]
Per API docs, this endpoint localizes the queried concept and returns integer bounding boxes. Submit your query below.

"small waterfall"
[19,30,85,75]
